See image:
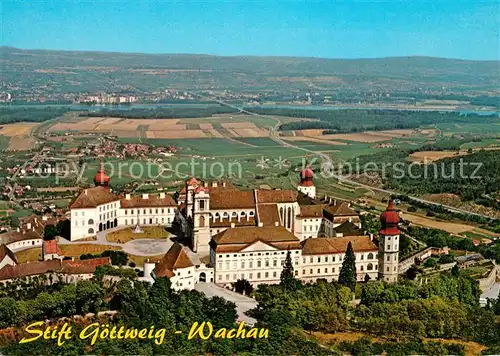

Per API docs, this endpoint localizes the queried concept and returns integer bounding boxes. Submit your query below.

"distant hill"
[1,46,499,94]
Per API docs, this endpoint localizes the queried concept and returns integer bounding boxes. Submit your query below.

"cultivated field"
[15,247,42,263]
[48,115,270,139]
[281,128,435,143]
[400,212,476,234]
[281,136,347,145]
[0,122,39,150]
[409,151,467,163]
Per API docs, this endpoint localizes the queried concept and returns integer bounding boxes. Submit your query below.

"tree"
[339,242,357,291]
[43,224,58,240]
[56,219,71,240]
[232,278,253,295]
[451,264,461,277]
[280,250,300,291]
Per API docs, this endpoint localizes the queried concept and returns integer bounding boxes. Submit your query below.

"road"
[194,282,257,325]
[192,92,496,221]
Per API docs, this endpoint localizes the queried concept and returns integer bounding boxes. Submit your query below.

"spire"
[93,160,110,189]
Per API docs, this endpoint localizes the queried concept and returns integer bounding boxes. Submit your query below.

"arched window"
[280,207,284,222]
[287,207,292,229]
[367,263,373,271]
[249,211,254,216]
[232,212,237,217]
[241,211,246,216]
[88,228,94,234]
[199,216,205,227]
[88,219,94,225]
[368,253,374,260]
[223,212,229,217]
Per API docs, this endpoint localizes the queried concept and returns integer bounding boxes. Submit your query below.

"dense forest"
[406,225,500,263]
[387,150,500,201]
[0,107,72,124]
[254,108,499,133]
[350,149,500,204]
[1,265,499,355]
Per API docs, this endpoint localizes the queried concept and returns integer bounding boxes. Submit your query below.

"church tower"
[192,185,211,256]
[297,166,316,199]
[378,200,400,283]
[94,161,111,190]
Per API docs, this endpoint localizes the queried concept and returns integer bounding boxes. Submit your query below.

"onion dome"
[299,167,314,187]
[379,199,400,235]
[194,185,208,194]
[186,177,200,186]
[94,161,110,187]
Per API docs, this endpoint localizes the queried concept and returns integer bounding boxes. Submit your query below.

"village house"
[0,257,111,285]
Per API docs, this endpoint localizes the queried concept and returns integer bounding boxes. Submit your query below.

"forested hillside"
[1,46,499,93]
[263,108,499,133]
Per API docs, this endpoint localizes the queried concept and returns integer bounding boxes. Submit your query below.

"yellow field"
[0,123,39,150]
[48,115,272,139]
[281,136,347,145]
[401,212,475,234]
[15,248,42,263]
[285,128,432,143]
[409,151,467,163]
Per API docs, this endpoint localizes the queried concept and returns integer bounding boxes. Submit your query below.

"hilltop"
[1,46,499,94]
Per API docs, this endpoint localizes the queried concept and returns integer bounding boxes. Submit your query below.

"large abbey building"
[67,164,400,289]
[177,167,400,288]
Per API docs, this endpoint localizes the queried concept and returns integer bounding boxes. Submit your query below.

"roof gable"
[241,240,279,252]
[0,244,17,265]
[70,187,120,209]
[153,243,194,278]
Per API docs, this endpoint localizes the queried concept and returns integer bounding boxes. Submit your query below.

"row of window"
[219,270,299,281]
[124,208,172,215]
[302,263,377,275]
[217,250,300,259]
[218,258,293,270]
[303,252,376,264]
[125,217,171,225]
[100,211,116,221]
[210,211,254,218]
[98,203,118,212]
[303,224,320,232]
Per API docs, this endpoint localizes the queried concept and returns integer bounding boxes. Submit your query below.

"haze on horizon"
[2,0,499,61]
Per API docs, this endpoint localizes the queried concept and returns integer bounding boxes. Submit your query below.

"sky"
[2,0,499,60]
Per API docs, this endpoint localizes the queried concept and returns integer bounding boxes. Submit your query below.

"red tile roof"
[61,257,110,274]
[0,231,41,245]
[211,226,301,252]
[0,244,17,265]
[256,204,282,226]
[43,239,62,255]
[0,257,110,280]
[0,260,61,280]
[210,190,255,209]
[153,243,194,278]
[302,236,377,255]
[256,189,297,204]
[70,186,120,209]
[120,194,176,208]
